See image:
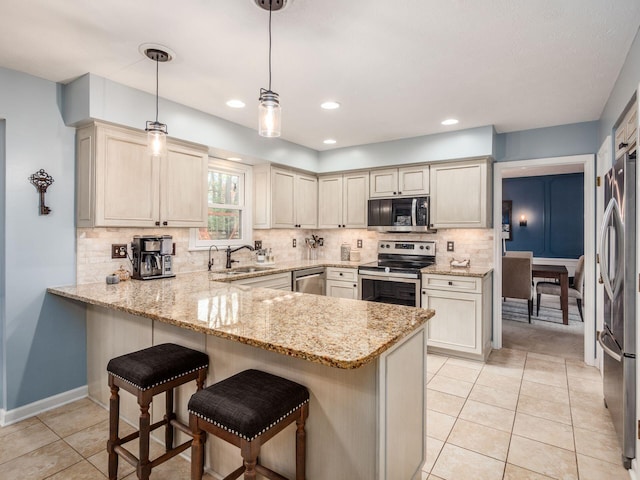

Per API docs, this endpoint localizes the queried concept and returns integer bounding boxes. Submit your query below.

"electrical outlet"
[447,241,455,252]
[111,244,127,259]
[357,239,363,249]
[254,240,262,250]
[318,237,324,247]
[292,238,297,248]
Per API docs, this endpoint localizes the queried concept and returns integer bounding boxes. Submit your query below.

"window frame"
[189,158,253,250]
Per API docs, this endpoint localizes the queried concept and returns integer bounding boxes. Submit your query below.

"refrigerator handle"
[599,198,623,300]
[597,330,623,362]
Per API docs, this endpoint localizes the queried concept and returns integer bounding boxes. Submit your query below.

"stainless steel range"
[358,240,436,307]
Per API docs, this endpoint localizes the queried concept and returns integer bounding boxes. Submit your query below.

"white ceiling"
[1,0,639,151]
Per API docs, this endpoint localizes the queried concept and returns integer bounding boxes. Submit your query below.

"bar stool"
[107,343,209,480]
[188,369,309,480]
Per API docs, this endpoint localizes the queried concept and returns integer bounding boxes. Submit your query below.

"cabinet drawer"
[421,274,481,293]
[326,267,358,282]
[232,272,292,291]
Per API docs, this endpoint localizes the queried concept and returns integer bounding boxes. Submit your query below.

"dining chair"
[502,255,534,323]
[536,255,585,321]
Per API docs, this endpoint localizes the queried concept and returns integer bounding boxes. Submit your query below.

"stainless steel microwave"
[367,197,434,232]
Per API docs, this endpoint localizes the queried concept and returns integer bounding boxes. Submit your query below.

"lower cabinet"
[421,272,492,360]
[325,267,358,299]
[231,272,292,291]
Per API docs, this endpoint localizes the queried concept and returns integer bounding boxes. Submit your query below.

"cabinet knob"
[398,191,402,195]
[342,224,346,228]
[393,191,397,195]
[162,221,168,226]
[448,281,453,285]
[353,284,357,288]
[155,221,160,226]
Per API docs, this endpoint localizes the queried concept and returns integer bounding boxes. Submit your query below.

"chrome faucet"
[226,245,255,269]
[208,245,219,271]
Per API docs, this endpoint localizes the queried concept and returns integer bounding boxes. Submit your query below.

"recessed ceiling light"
[441,118,459,126]
[321,101,341,110]
[323,139,337,145]
[227,157,242,162]
[226,99,246,108]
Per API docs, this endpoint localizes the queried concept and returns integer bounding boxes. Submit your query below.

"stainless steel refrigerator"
[598,150,637,469]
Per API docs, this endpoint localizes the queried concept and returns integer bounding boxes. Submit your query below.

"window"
[190,159,252,249]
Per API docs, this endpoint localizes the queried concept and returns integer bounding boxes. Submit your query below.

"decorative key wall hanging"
[28,169,54,215]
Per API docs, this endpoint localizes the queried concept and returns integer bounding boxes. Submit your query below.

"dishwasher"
[292,267,326,295]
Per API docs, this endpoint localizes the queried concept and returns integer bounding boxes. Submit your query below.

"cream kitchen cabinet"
[76,122,208,228]
[421,272,492,361]
[369,165,429,198]
[318,172,369,228]
[614,100,638,160]
[253,165,318,229]
[325,267,358,299]
[429,158,492,228]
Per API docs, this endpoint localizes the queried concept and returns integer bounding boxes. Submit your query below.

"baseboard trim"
[0,385,88,427]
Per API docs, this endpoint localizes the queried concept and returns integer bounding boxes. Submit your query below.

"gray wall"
[317,126,494,173]
[494,121,600,162]
[0,120,5,406]
[0,67,85,411]
[63,74,319,172]
[599,26,640,143]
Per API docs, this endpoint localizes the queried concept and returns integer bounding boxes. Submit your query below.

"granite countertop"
[207,259,364,282]
[48,271,433,370]
[421,265,494,278]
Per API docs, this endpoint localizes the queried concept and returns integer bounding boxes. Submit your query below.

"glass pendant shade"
[146,121,168,158]
[258,90,281,137]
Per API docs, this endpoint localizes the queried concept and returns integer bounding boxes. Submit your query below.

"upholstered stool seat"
[107,343,208,480]
[189,369,309,480]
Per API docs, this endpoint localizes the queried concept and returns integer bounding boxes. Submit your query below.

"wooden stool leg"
[107,382,120,480]
[296,404,308,480]
[137,397,152,480]
[241,440,260,480]
[165,387,175,450]
[190,415,206,480]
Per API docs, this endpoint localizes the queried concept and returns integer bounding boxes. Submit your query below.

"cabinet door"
[253,164,271,229]
[95,125,159,227]
[422,289,482,355]
[370,169,398,198]
[626,103,637,146]
[295,173,318,228]
[615,123,628,160]
[343,173,369,228]
[326,280,358,299]
[160,142,208,227]
[430,160,490,228]
[271,168,296,227]
[318,175,344,228]
[398,165,429,196]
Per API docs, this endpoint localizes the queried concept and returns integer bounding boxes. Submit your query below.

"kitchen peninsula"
[48,271,433,479]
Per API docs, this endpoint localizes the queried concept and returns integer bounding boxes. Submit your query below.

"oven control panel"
[377,240,436,255]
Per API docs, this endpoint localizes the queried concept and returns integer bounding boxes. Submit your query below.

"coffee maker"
[131,235,175,280]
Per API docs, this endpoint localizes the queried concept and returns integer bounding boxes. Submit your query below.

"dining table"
[532,264,569,325]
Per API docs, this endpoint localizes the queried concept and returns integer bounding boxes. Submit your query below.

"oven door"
[358,273,421,307]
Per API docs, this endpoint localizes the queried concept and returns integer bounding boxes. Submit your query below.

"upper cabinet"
[369,165,429,198]
[318,172,369,229]
[429,158,492,228]
[615,100,638,160]
[76,122,208,228]
[253,165,318,229]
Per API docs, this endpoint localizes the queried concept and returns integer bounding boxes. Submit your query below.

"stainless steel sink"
[229,266,275,274]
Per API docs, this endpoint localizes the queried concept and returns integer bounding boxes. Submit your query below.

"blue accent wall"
[0,67,85,411]
[503,173,584,258]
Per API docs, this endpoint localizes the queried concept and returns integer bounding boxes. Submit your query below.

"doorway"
[492,154,596,365]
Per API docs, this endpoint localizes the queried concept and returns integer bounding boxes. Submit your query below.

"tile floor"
[422,348,630,480]
[0,342,629,479]
[0,397,215,479]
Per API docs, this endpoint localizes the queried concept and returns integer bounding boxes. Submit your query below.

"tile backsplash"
[76,227,494,284]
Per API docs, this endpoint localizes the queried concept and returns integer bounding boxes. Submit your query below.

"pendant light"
[257,0,284,137]
[144,48,171,157]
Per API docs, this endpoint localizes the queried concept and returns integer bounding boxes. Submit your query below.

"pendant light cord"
[268,0,272,91]
[155,58,159,123]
